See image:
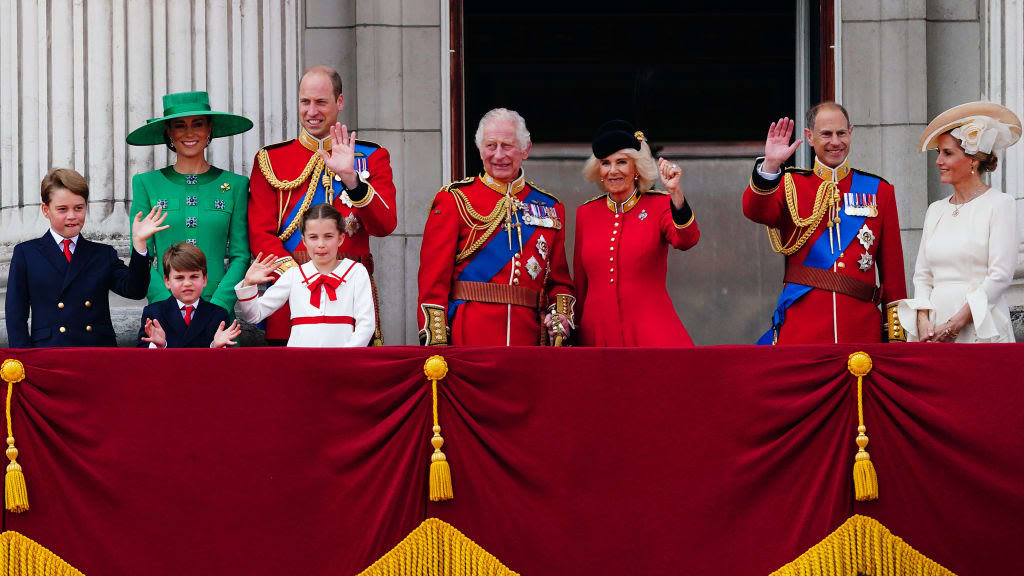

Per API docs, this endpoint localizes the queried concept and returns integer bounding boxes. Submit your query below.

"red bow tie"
[307,274,341,308]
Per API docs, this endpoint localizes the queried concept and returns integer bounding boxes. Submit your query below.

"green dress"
[130,166,250,313]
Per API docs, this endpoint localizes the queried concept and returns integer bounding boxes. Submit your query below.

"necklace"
[950,184,988,217]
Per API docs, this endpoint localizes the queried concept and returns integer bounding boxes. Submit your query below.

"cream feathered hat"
[919,101,1022,154]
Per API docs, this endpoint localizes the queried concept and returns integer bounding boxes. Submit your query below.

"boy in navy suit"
[138,243,241,348]
[5,168,168,347]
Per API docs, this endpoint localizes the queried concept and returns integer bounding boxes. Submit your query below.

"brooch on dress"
[185,175,199,185]
[186,196,198,207]
[215,199,226,210]
[638,209,648,221]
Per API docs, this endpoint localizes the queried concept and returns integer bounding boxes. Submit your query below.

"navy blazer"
[137,297,228,348]
[5,232,151,347]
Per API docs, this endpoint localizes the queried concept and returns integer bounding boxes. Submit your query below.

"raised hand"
[317,122,359,190]
[142,318,167,348]
[131,205,170,254]
[212,320,242,348]
[657,157,685,210]
[242,252,285,287]
[762,117,803,174]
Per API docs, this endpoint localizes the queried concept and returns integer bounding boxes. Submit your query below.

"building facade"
[1,0,1022,345]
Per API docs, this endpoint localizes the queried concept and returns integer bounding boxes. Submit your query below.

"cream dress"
[898,188,1018,342]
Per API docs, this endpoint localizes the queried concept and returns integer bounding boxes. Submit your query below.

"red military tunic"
[417,171,574,346]
[248,128,397,342]
[742,157,906,344]
[574,190,700,346]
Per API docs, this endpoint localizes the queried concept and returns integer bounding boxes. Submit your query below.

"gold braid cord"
[357,518,519,576]
[2,359,28,513]
[1,531,85,576]
[257,148,325,242]
[450,187,513,264]
[770,515,956,576]
[767,173,840,255]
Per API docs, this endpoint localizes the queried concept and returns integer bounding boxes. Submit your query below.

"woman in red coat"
[573,120,700,346]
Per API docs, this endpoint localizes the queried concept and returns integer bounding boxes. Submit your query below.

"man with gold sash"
[743,102,906,344]
[417,108,574,346]
[248,66,396,345]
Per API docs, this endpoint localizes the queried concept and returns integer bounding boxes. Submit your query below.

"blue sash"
[279,145,378,252]
[756,171,880,344]
[448,188,553,320]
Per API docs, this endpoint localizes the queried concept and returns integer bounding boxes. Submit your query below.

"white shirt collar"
[175,298,200,310]
[49,229,80,247]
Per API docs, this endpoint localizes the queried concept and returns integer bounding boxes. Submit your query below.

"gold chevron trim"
[357,518,519,576]
[770,515,955,576]
[1,531,84,576]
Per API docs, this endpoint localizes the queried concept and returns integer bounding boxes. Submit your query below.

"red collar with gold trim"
[480,171,526,196]
[812,158,851,182]
[298,129,332,153]
[605,188,641,214]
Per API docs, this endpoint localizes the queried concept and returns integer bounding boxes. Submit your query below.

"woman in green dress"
[127,91,253,314]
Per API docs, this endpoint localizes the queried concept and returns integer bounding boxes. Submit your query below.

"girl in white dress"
[235,203,376,347]
[899,102,1022,342]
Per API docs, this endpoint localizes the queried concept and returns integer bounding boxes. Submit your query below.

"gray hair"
[474,108,531,150]
[582,140,659,192]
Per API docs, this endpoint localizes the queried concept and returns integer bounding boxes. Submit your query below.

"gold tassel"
[847,352,878,501]
[424,355,453,502]
[2,359,29,513]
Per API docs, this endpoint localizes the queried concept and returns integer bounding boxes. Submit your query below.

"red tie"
[62,238,72,262]
[183,305,194,326]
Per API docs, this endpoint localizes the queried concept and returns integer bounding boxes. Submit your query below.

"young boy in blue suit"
[138,243,241,348]
[5,168,168,347]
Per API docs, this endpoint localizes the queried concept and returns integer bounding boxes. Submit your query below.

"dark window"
[463,1,796,160]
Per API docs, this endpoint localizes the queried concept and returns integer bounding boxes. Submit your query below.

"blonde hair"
[582,140,659,192]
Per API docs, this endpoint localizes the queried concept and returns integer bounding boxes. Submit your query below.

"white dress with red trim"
[234,259,375,347]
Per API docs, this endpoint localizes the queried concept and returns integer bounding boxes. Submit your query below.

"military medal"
[857,224,875,249]
[520,202,562,229]
[858,252,874,271]
[535,234,549,260]
[342,213,361,237]
[355,156,370,180]
[844,192,878,217]
[525,256,541,279]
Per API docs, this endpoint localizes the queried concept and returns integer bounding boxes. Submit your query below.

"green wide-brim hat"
[126,91,253,146]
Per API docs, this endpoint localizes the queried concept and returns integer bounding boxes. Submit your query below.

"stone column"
[304,0,443,344]
[0,0,303,345]
[841,0,930,293]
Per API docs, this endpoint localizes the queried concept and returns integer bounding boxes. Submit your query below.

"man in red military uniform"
[743,102,906,344]
[248,65,396,345]
[417,108,574,346]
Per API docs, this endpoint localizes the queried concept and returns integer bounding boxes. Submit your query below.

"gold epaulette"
[355,138,383,150]
[526,181,561,203]
[851,167,891,185]
[580,194,606,206]
[442,176,475,193]
[646,189,669,195]
[784,166,814,175]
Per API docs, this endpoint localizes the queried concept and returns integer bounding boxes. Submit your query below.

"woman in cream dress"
[898,102,1022,342]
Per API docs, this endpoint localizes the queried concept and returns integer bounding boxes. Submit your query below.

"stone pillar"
[304,0,443,344]
[0,0,303,345]
[841,0,930,293]
[983,0,1024,328]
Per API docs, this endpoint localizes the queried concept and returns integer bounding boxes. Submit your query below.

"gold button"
[513,278,519,285]
[614,222,620,227]
[514,252,520,259]
[609,268,615,273]
[59,326,66,333]
[86,325,92,332]
[614,214,620,219]
[611,237,616,241]
[515,261,521,267]
[609,278,615,283]
[838,262,846,269]
[58,302,64,309]
[84,301,91,308]
[613,230,618,234]
[514,269,521,276]
[609,257,614,262]
[609,246,614,251]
